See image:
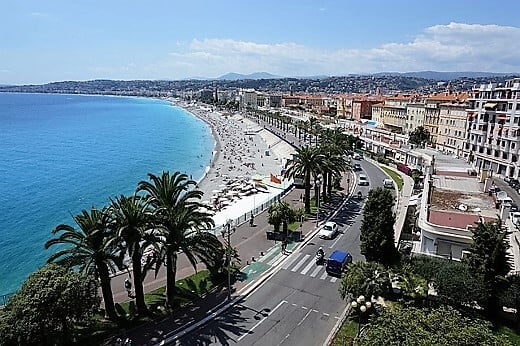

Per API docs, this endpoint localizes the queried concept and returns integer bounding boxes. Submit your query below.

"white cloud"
[165,22,520,78]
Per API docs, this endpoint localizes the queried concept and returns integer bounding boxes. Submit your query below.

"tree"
[44,207,122,320]
[138,171,219,309]
[0,264,99,345]
[339,262,391,300]
[360,305,511,345]
[359,187,399,266]
[284,146,325,214]
[110,194,155,315]
[464,218,512,319]
[267,200,296,235]
[409,255,487,308]
[408,126,430,147]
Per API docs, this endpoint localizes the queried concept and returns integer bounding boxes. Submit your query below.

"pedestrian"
[115,337,123,346]
[124,338,132,346]
[249,214,254,227]
[281,240,287,254]
[124,277,132,297]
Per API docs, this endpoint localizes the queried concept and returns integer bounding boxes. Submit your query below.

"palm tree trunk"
[304,173,311,214]
[132,249,147,315]
[97,262,117,320]
[165,250,178,309]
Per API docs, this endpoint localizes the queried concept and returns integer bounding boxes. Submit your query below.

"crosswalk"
[279,252,339,283]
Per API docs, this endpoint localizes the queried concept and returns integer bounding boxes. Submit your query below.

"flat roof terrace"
[428,171,497,229]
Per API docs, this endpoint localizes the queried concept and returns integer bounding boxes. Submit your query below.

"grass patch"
[498,325,520,345]
[381,166,404,191]
[331,317,358,346]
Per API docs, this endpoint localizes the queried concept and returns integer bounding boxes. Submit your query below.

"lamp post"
[221,220,236,300]
[351,295,372,339]
[315,174,323,226]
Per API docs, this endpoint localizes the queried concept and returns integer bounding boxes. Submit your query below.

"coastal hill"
[217,72,282,80]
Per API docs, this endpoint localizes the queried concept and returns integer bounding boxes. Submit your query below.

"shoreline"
[170,100,293,228]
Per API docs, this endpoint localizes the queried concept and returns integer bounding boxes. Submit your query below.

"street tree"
[360,305,511,345]
[268,200,296,235]
[339,261,391,300]
[408,126,430,147]
[44,207,122,320]
[359,187,399,266]
[464,218,512,319]
[0,264,99,345]
[138,171,219,309]
[284,146,325,214]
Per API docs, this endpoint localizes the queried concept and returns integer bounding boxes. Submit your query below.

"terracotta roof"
[429,210,496,229]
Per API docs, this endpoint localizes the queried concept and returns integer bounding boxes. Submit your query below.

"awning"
[484,102,497,109]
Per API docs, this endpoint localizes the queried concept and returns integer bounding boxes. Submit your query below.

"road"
[171,158,389,345]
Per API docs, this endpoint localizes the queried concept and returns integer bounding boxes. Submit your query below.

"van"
[326,250,352,276]
[383,178,394,188]
[358,174,369,186]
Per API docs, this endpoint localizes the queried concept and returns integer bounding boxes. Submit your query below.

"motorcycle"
[357,191,362,199]
[315,252,325,265]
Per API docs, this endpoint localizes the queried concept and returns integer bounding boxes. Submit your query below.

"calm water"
[0,93,213,294]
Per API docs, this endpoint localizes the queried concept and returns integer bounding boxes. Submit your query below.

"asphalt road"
[172,158,389,345]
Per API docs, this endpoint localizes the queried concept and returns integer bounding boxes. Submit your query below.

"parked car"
[353,163,362,171]
[318,221,339,239]
[509,179,520,189]
[358,174,369,186]
[508,202,519,213]
[353,153,362,160]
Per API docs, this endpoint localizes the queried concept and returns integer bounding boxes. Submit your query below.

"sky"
[1,0,520,85]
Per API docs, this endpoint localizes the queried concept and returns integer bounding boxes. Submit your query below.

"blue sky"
[1,0,520,84]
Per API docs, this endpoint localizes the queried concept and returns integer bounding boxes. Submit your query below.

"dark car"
[509,179,520,188]
[509,203,519,213]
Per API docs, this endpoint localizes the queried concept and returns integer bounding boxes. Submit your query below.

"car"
[318,221,339,239]
[353,163,362,171]
[326,250,353,276]
[383,178,394,188]
[353,153,362,160]
[508,202,519,213]
[358,174,369,186]
[509,179,520,188]
[511,212,520,226]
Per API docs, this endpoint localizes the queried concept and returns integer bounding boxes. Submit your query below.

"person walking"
[124,277,132,297]
[249,214,255,227]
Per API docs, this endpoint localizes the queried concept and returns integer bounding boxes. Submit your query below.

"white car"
[318,221,339,239]
[358,174,369,186]
[511,212,520,226]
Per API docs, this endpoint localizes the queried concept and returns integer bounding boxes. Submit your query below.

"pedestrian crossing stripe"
[280,253,340,283]
[282,253,301,270]
[300,259,315,275]
[291,254,310,272]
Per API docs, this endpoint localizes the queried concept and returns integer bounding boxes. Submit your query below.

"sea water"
[0,93,213,294]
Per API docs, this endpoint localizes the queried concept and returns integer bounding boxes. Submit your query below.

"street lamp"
[315,174,323,226]
[351,295,373,339]
[221,220,236,300]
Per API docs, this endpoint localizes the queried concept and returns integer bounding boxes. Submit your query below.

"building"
[436,97,469,158]
[466,78,520,178]
[240,89,258,110]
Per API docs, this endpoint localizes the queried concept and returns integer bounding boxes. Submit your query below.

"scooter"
[315,252,325,265]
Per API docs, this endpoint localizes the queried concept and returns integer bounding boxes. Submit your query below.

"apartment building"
[406,102,426,135]
[239,89,258,110]
[372,95,413,133]
[466,78,520,178]
[436,100,469,158]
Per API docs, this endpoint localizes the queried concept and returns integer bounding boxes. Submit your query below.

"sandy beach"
[174,101,295,230]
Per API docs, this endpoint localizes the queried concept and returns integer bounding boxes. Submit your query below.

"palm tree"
[268,200,296,235]
[109,194,154,315]
[285,146,325,214]
[138,171,218,308]
[45,207,122,320]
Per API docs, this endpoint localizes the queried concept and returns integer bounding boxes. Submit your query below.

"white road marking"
[310,266,322,278]
[291,254,310,272]
[320,271,328,280]
[267,254,282,266]
[282,253,301,270]
[330,277,337,283]
[329,226,348,249]
[323,313,330,316]
[237,300,287,342]
[297,307,314,326]
[300,258,315,275]
[302,306,308,310]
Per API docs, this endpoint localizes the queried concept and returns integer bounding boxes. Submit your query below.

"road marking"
[282,253,301,270]
[237,300,287,342]
[323,313,330,316]
[258,246,279,262]
[329,227,348,249]
[267,254,282,266]
[301,306,308,310]
[291,303,297,306]
[330,277,337,283]
[310,266,322,278]
[297,307,314,326]
[320,271,328,280]
[291,254,310,272]
[300,258,315,275]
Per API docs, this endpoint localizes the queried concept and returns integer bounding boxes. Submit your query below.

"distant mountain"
[217,72,282,80]
[373,71,513,80]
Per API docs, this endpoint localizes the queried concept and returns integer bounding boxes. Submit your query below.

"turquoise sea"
[0,93,213,294]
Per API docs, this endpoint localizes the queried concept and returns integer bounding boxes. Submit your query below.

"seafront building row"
[185,77,520,181]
